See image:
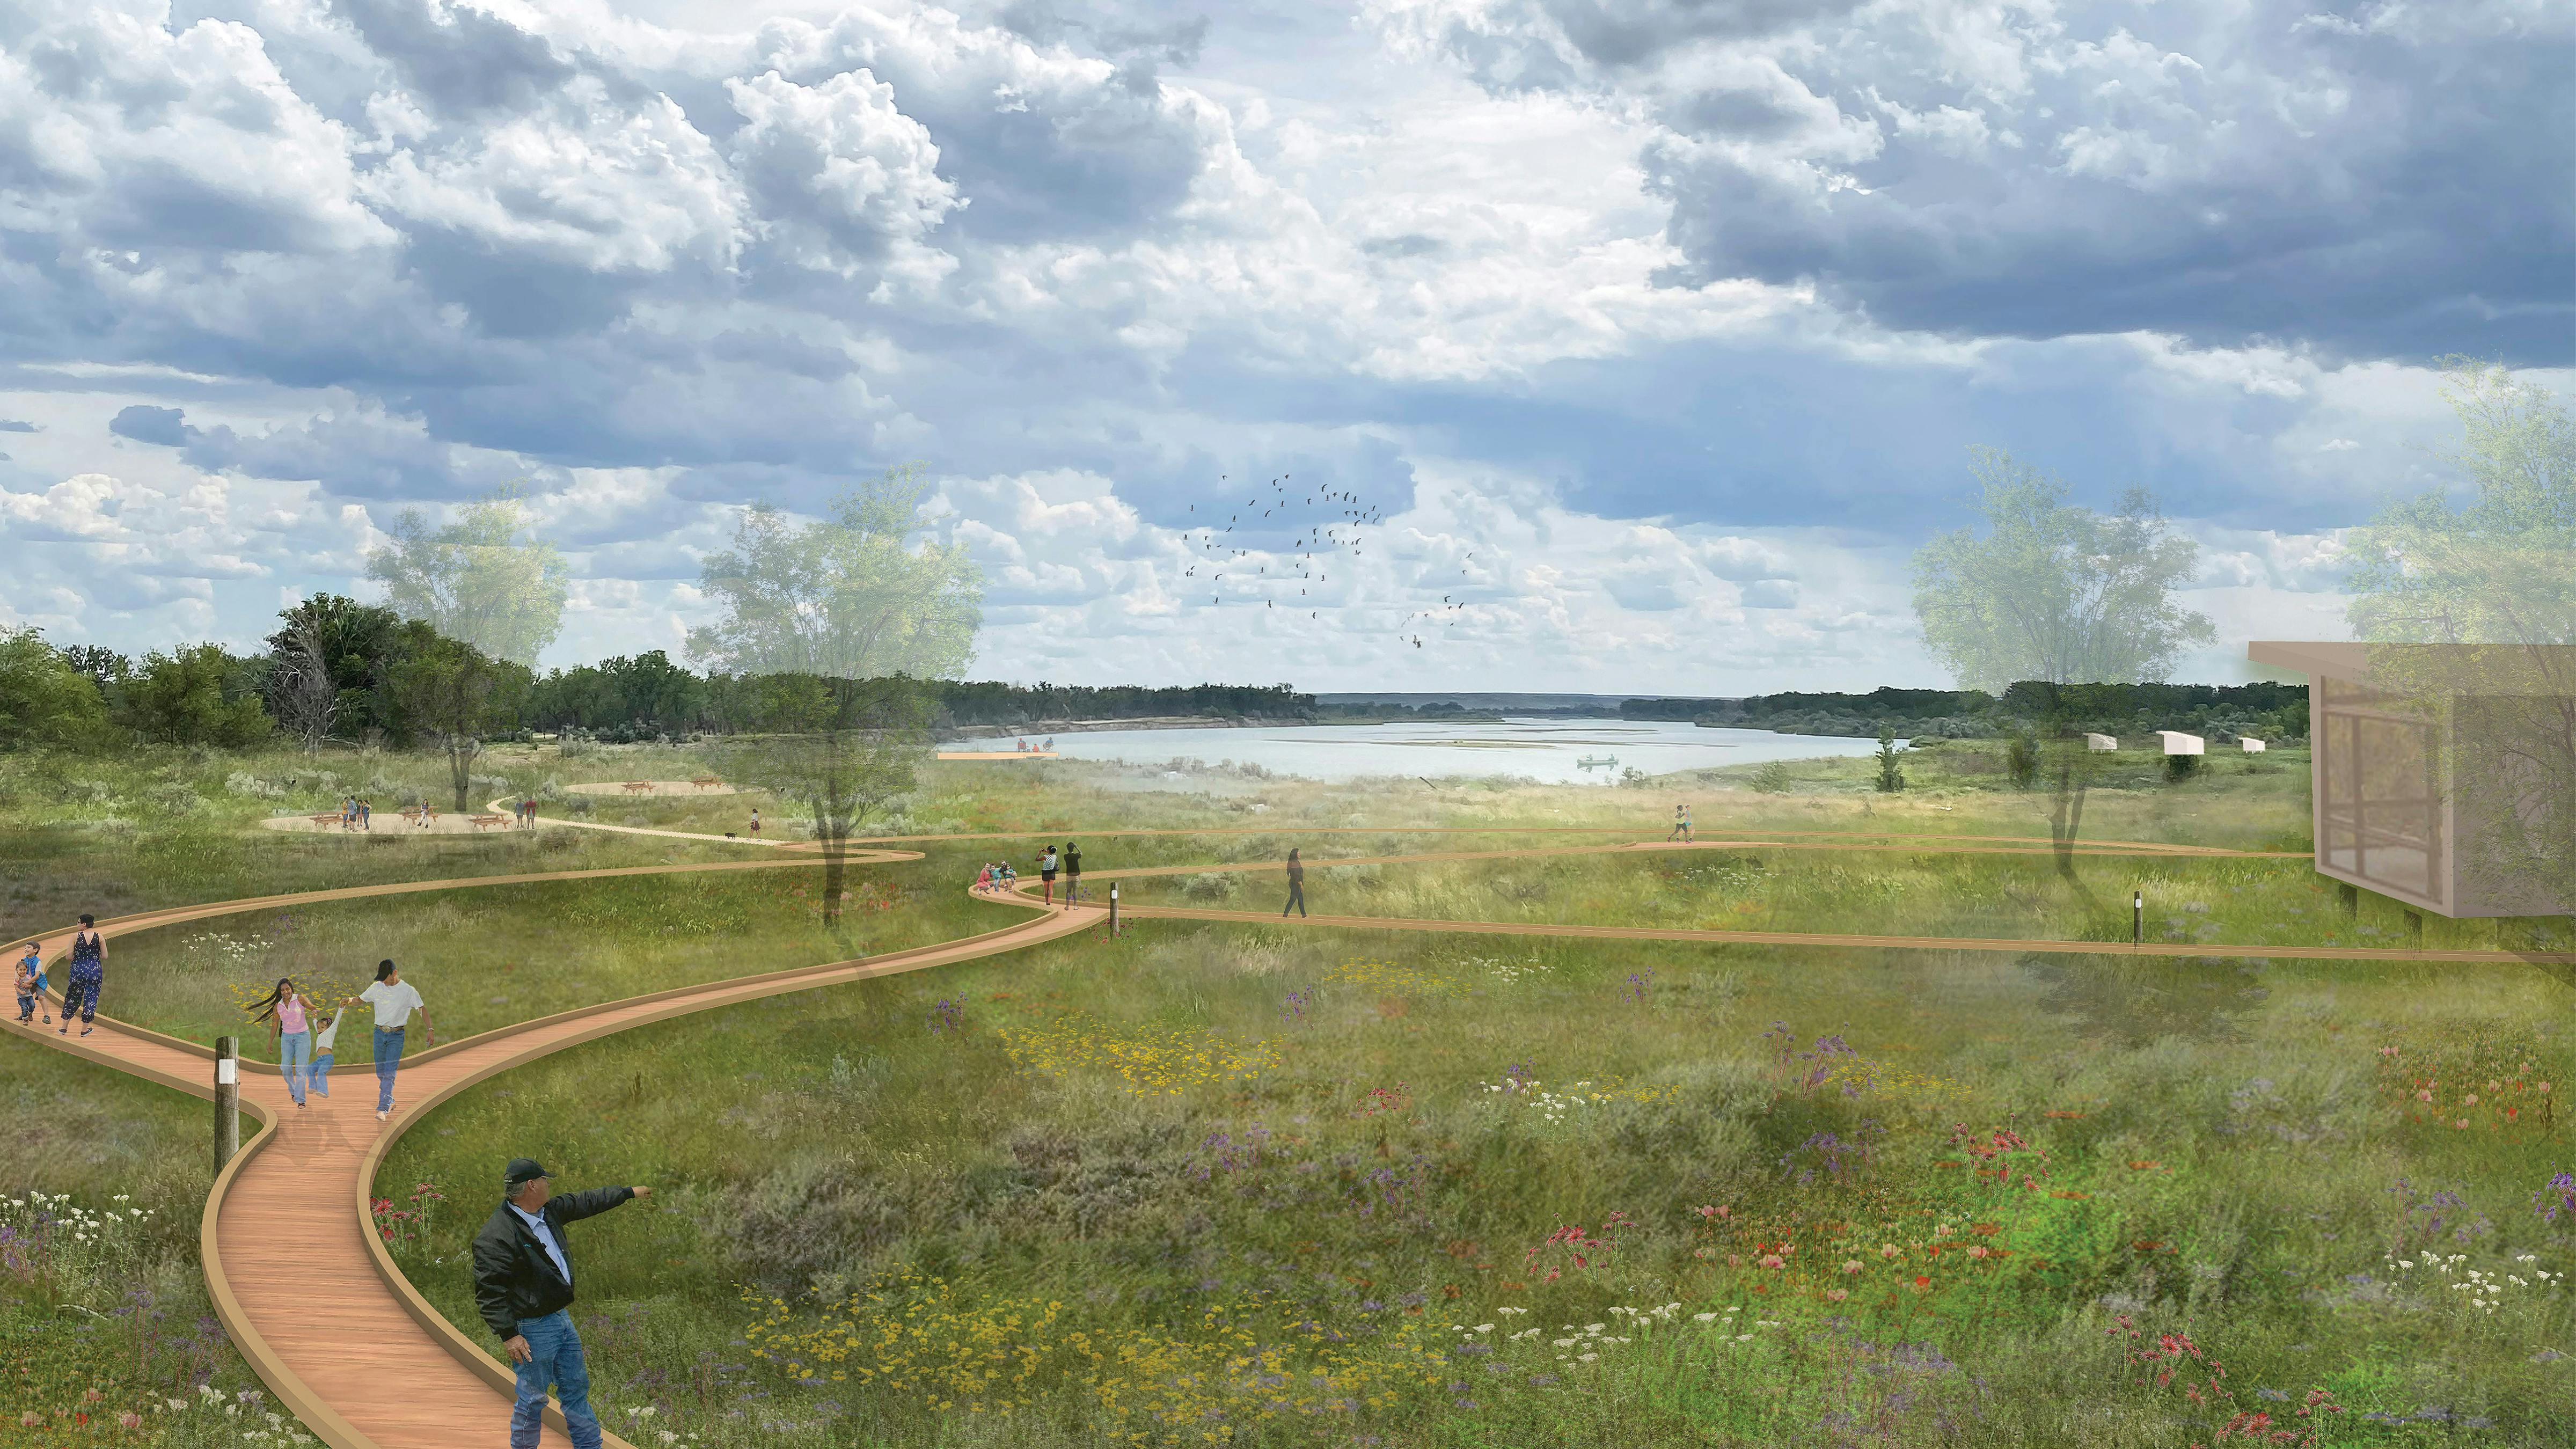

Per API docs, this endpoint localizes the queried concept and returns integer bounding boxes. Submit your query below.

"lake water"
[952,718,1891,785]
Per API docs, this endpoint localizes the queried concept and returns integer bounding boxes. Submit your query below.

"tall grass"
[382,907,2575,1446]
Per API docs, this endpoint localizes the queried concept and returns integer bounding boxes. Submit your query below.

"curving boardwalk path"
[6,819,2568,1449]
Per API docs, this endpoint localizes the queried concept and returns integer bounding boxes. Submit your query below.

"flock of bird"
[1181,473,1475,647]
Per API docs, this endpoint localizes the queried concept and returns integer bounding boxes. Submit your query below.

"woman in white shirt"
[359,960,435,1122]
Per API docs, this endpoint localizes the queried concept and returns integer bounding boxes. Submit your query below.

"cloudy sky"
[0,0,2565,693]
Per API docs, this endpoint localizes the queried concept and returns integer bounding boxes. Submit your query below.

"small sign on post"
[214,1037,239,1172]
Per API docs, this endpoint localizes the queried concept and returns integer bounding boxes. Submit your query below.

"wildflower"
[1758,1254,1785,1269]
[1825,1289,1848,1301]
[1693,1313,1718,1322]
[2465,1094,2479,1106]
[1880,1244,1900,1257]
[1913,1276,1930,1290]
[1840,1260,1863,1275]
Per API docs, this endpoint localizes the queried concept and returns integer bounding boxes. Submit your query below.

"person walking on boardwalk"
[309,1003,342,1098]
[1668,802,1692,843]
[1036,845,1059,907]
[1282,848,1306,918]
[473,1159,652,1449]
[16,941,47,1024]
[1063,841,1084,905]
[58,915,104,1037]
[13,947,40,1025]
[360,960,434,1121]
[253,978,316,1109]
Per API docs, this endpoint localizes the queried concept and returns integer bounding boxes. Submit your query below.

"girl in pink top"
[254,977,316,1108]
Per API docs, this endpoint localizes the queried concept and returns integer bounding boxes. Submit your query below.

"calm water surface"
[955,718,1891,785]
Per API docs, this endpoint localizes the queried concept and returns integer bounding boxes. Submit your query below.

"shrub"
[1752,760,1794,794]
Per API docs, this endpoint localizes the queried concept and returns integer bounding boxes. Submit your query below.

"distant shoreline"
[939,715,1299,741]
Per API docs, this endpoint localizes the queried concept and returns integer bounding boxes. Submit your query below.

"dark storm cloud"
[108,405,189,445]
[181,410,524,500]
[1421,0,2576,364]
[328,0,576,116]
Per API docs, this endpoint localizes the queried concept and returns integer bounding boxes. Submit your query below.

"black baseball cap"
[503,1159,551,1192]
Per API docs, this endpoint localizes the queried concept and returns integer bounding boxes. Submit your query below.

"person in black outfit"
[473,1158,651,1449]
[1282,847,1306,917]
[1064,841,1083,904]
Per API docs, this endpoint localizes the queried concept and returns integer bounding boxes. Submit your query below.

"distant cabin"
[2084,733,2118,752]
[2149,730,2205,756]
[2241,737,2266,752]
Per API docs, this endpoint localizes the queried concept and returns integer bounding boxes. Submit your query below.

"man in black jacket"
[472,1158,650,1449]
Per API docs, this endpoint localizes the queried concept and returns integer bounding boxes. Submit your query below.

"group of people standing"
[244,960,433,1118]
[1034,842,1082,905]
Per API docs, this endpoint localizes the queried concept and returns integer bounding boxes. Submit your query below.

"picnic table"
[622,781,655,794]
[309,813,345,828]
[468,814,510,831]
[691,776,722,789]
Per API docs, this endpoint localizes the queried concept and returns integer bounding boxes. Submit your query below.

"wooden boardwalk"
[11,873,1087,1449]
[9,817,2565,1448]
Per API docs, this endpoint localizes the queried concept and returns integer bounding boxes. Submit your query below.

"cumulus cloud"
[0,0,2553,688]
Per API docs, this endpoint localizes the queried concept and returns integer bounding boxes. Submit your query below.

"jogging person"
[473,1159,651,1449]
[58,915,104,1036]
[1282,848,1306,918]
[1063,842,1083,905]
[1668,802,1692,842]
[360,960,434,1121]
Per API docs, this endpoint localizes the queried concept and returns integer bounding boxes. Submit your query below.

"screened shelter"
[2250,641,2572,919]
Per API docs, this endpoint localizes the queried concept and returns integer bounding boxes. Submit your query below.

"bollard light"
[2133,890,2143,947]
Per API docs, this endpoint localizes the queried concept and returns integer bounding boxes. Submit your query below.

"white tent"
[2241,737,2266,752]
[2150,730,2205,756]
[2084,733,2117,752]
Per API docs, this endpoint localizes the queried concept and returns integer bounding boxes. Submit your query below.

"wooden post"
[214,1037,239,1172]
[1109,885,1120,937]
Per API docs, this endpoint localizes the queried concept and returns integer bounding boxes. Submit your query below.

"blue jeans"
[372,1027,404,1111]
[277,1029,310,1106]
[310,1052,332,1096]
[510,1310,601,1449]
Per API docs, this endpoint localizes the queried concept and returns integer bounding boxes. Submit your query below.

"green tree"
[2344,361,2574,912]
[1874,724,1905,793]
[0,630,111,750]
[389,636,531,810]
[121,645,273,748]
[368,486,570,667]
[264,595,414,743]
[1912,448,2215,694]
[690,465,983,928]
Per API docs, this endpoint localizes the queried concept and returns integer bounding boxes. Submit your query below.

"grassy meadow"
[2,729,2570,1445]
[366,747,2575,1448]
[0,1033,282,1446]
